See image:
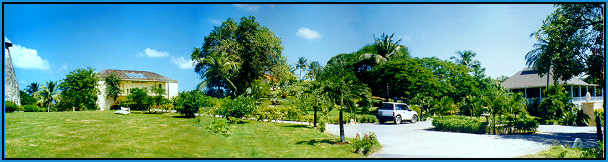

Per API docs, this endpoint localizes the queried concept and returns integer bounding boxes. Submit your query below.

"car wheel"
[395,116,402,125]
[411,115,418,123]
[378,119,384,124]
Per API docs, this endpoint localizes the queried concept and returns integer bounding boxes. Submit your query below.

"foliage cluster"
[352,132,380,156]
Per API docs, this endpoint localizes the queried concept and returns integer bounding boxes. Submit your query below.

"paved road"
[326,120,598,158]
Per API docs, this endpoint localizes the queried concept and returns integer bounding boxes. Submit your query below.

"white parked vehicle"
[376,102,418,124]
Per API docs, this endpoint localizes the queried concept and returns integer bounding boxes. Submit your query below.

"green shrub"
[206,117,232,136]
[357,115,378,123]
[23,105,44,112]
[501,114,539,134]
[5,101,18,113]
[215,96,257,119]
[560,106,589,126]
[582,141,605,158]
[126,88,152,111]
[173,91,200,117]
[432,116,488,134]
[352,132,380,156]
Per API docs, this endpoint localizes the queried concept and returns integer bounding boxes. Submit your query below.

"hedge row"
[432,116,488,134]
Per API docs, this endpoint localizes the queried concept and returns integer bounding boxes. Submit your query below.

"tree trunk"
[313,105,318,128]
[493,114,497,135]
[339,95,345,143]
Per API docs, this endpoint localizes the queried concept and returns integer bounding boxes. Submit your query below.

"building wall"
[96,79,177,111]
[4,47,20,105]
[168,82,178,98]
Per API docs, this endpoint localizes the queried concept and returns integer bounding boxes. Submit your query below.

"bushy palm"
[26,82,40,95]
[192,45,241,97]
[36,81,57,112]
[359,33,402,65]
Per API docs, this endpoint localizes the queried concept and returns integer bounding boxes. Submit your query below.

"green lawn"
[5,111,364,158]
[520,146,587,158]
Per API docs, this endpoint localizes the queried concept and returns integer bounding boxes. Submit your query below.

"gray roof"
[98,69,177,83]
[501,69,595,89]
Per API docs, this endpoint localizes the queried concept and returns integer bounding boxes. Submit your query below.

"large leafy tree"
[527,4,604,87]
[58,67,99,111]
[192,16,284,97]
[306,61,322,81]
[19,90,37,106]
[104,72,122,106]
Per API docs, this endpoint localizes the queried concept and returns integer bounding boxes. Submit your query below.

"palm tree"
[525,31,555,96]
[321,58,371,142]
[38,81,57,112]
[359,33,402,65]
[26,82,40,95]
[306,61,322,81]
[192,45,241,97]
[296,57,308,80]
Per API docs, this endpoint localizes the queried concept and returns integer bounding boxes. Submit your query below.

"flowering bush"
[352,132,380,156]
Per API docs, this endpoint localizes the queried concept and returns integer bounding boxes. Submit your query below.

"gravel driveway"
[326,120,598,158]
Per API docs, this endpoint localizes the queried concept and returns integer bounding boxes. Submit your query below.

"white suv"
[376,102,418,124]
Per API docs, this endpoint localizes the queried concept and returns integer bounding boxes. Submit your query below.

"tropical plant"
[214,95,257,120]
[192,16,284,97]
[104,72,122,106]
[173,91,201,118]
[57,67,99,111]
[126,88,152,111]
[296,57,308,80]
[358,33,402,66]
[37,81,58,112]
[306,61,322,81]
[451,50,485,78]
[19,90,37,106]
[5,101,18,113]
[320,58,371,142]
[531,4,604,88]
[26,82,40,95]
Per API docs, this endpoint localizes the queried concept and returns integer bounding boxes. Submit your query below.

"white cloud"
[233,4,261,12]
[139,48,169,58]
[171,56,194,70]
[296,27,321,40]
[8,44,51,70]
[210,19,221,25]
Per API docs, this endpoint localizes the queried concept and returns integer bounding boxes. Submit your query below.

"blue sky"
[3,4,555,92]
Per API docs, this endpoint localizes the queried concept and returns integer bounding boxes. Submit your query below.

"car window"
[395,104,405,110]
[379,103,394,110]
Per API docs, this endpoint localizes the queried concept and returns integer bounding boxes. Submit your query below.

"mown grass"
[520,146,586,158]
[5,111,364,158]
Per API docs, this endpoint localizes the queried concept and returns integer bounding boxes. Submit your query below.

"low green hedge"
[23,105,45,112]
[432,116,488,134]
[5,101,18,113]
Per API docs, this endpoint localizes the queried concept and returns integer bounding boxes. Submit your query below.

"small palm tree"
[296,57,308,80]
[37,81,57,112]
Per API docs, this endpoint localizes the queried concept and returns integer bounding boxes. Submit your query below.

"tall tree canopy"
[192,16,285,97]
[58,67,99,111]
[527,4,604,87]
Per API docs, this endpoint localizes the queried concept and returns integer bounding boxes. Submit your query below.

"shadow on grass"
[497,132,598,148]
[172,116,196,118]
[296,139,341,145]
